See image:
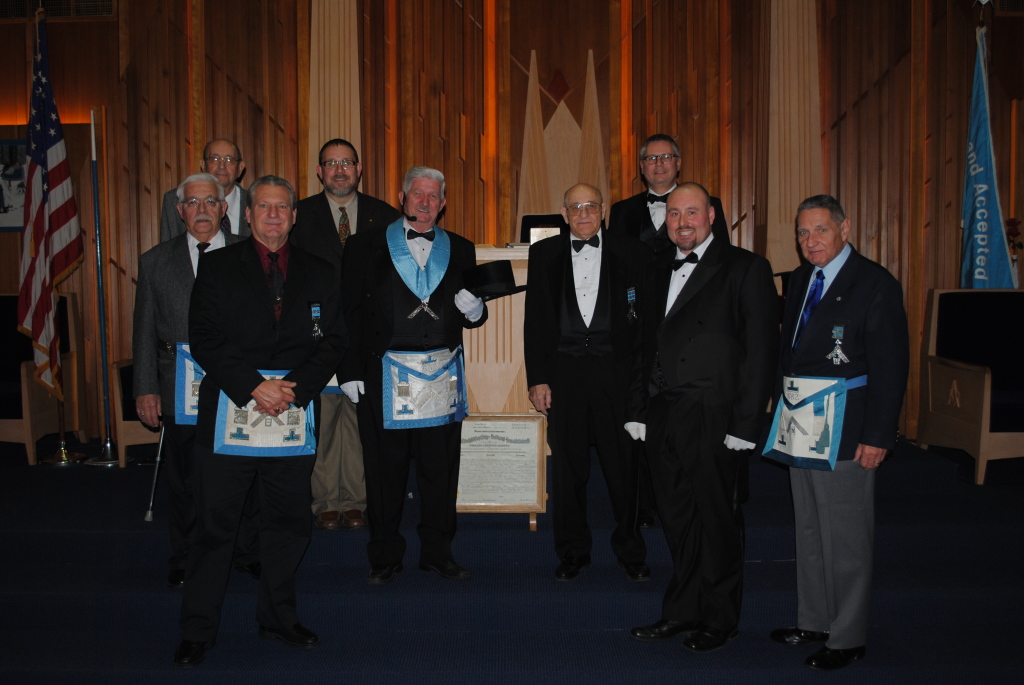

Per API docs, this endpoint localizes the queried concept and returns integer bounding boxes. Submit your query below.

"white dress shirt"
[647,183,677,228]
[186,230,226,276]
[404,218,434,269]
[571,229,603,327]
[224,185,242,235]
[665,234,714,315]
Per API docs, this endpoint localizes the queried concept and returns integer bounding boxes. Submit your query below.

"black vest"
[557,248,613,356]
[390,268,446,351]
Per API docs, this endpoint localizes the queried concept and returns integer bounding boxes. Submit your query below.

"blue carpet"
[1,437,1021,684]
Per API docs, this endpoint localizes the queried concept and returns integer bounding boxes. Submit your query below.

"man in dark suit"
[291,138,401,532]
[134,172,259,590]
[160,139,251,242]
[606,133,730,252]
[174,176,346,668]
[768,195,908,671]
[339,166,487,585]
[524,183,648,583]
[628,183,778,653]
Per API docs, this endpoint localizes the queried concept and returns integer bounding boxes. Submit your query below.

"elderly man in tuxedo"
[160,139,250,242]
[767,195,908,671]
[628,183,778,653]
[291,138,401,532]
[174,176,346,668]
[339,166,487,585]
[524,183,649,582]
[133,172,259,589]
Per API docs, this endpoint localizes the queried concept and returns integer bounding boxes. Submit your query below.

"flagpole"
[84,109,121,467]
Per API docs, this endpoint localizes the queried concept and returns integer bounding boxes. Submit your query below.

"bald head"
[561,183,606,241]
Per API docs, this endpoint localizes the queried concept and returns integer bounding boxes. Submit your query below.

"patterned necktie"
[793,270,824,350]
[338,206,350,245]
[220,214,231,234]
[267,252,284,320]
[571,235,599,252]
[671,252,699,270]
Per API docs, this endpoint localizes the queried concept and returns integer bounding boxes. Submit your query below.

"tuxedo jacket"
[133,231,244,411]
[160,184,251,242]
[290,191,402,272]
[338,221,487,383]
[607,191,731,252]
[188,238,347,448]
[523,230,649,393]
[634,237,778,443]
[777,246,909,458]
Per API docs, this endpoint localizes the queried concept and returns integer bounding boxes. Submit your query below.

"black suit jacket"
[608,191,731,252]
[634,236,778,443]
[189,238,347,448]
[290,191,401,271]
[777,247,909,458]
[523,230,649,392]
[339,221,487,383]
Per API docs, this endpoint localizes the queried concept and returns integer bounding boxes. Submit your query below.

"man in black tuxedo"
[291,138,401,532]
[174,176,346,668]
[628,183,777,653]
[160,139,251,241]
[339,166,487,584]
[524,183,648,583]
[768,195,908,671]
[134,172,258,589]
[606,133,730,252]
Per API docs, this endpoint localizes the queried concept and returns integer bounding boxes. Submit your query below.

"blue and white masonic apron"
[212,370,317,456]
[174,343,203,425]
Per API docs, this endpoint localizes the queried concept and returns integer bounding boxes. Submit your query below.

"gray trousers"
[310,392,366,514]
[790,459,875,649]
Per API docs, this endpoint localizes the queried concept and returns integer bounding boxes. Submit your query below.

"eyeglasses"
[641,153,680,165]
[182,197,223,209]
[566,202,601,215]
[203,155,239,165]
[321,159,357,168]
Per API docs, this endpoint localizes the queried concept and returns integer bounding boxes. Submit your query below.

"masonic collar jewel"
[408,299,440,320]
[626,286,638,321]
[310,302,323,339]
[825,324,850,365]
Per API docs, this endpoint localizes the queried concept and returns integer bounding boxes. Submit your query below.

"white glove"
[624,422,647,442]
[340,380,364,404]
[454,288,484,323]
[724,434,755,451]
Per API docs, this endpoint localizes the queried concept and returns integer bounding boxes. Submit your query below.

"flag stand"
[40,400,85,466]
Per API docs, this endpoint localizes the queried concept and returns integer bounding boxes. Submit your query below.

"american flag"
[17,15,84,400]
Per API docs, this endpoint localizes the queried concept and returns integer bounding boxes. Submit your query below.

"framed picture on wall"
[0,140,27,232]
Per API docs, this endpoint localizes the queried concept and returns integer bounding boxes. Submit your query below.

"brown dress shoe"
[315,511,340,531]
[340,509,367,529]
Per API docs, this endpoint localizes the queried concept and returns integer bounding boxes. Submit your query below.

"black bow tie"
[646,192,668,204]
[407,228,435,242]
[571,235,600,252]
[671,252,699,270]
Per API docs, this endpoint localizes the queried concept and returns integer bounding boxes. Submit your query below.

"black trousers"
[546,353,645,563]
[357,377,463,568]
[179,446,315,641]
[646,391,744,632]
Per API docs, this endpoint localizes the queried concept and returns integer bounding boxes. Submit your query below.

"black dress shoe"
[805,645,865,670]
[419,559,471,580]
[167,569,186,588]
[235,560,261,580]
[554,555,591,581]
[683,627,739,653]
[173,639,213,667]
[630,619,701,641]
[258,623,320,648]
[770,626,829,646]
[367,562,403,584]
[617,560,651,582]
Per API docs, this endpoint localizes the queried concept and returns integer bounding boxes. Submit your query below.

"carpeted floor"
[0,436,1021,684]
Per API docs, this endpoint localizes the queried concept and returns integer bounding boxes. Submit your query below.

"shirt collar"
[325,190,357,215]
[186,229,226,252]
[816,242,853,287]
[676,232,714,261]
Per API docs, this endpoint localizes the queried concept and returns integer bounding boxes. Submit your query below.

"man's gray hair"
[247,175,297,210]
[402,166,446,200]
[639,133,680,160]
[796,194,846,226]
[176,173,225,204]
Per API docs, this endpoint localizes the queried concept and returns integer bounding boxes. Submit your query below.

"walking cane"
[144,425,166,522]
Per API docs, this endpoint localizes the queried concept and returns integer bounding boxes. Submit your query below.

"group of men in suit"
[524,133,908,670]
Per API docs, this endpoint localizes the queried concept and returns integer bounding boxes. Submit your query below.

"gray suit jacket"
[132,231,245,411]
[160,184,251,242]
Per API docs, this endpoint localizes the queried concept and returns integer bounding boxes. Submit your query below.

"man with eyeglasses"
[133,173,260,591]
[160,139,251,242]
[290,138,401,533]
[607,133,730,251]
[524,183,649,583]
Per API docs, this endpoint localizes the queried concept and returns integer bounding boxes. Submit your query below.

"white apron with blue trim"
[174,343,204,425]
[213,370,316,456]
[762,374,866,470]
[382,346,467,430]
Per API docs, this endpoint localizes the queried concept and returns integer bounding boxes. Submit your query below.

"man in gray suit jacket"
[160,139,251,242]
[134,172,258,588]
